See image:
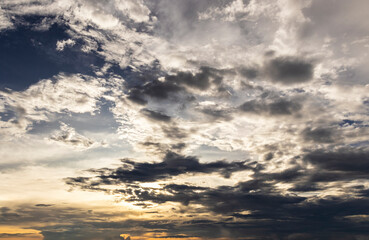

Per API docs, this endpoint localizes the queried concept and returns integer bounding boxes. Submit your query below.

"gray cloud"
[166,66,223,90]
[239,98,302,116]
[140,108,172,122]
[65,151,251,187]
[302,127,337,143]
[304,147,369,174]
[265,57,314,84]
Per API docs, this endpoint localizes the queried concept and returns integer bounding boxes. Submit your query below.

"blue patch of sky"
[339,119,368,128]
[28,99,119,135]
[0,107,16,122]
[0,15,105,91]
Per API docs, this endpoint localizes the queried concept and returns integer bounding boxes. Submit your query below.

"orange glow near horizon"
[0,226,43,240]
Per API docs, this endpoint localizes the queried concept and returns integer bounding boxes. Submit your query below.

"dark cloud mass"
[63,145,369,239]
[302,127,336,143]
[166,66,223,90]
[304,147,369,173]
[265,57,314,84]
[65,150,369,239]
[66,151,251,187]
[239,98,302,116]
[140,108,172,122]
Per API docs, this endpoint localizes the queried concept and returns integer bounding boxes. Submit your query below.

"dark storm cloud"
[65,151,251,187]
[265,56,314,84]
[239,98,302,116]
[140,108,172,122]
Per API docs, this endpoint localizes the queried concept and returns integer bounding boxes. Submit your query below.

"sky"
[0,0,369,239]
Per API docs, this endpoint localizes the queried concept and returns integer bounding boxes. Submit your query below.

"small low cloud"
[140,108,172,122]
[239,98,302,116]
[49,123,97,149]
[56,39,75,51]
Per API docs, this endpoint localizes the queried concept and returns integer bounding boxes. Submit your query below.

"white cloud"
[56,39,75,51]
[0,74,106,137]
[0,7,13,31]
[115,0,151,23]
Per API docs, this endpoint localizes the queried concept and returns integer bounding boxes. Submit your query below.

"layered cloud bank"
[0,0,369,239]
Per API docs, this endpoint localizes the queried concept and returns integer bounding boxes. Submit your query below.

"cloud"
[129,79,183,101]
[0,7,13,31]
[239,98,302,116]
[65,151,251,187]
[165,66,224,90]
[49,122,98,149]
[1,1,369,239]
[264,56,314,84]
[140,108,172,122]
[56,39,75,51]
[0,73,106,137]
[304,147,369,174]
[301,127,337,143]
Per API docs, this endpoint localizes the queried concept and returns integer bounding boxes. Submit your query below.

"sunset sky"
[0,0,369,239]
